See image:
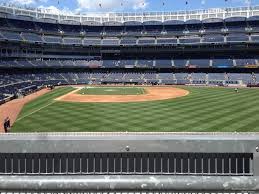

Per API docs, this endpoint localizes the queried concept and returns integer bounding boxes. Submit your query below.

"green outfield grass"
[11,86,259,132]
[77,87,145,95]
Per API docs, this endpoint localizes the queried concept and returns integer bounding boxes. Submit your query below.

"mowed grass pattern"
[12,86,259,132]
[77,87,145,95]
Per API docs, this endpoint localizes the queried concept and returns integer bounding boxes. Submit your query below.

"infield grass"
[77,87,145,95]
[11,86,259,132]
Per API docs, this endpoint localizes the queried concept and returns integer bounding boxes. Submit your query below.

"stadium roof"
[1,4,259,24]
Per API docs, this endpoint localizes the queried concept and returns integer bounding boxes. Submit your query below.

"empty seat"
[213,59,233,68]
[235,59,257,67]
[189,59,210,68]
[138,38,156,45]
[121,38,137,45]
[102,39,120,45]
[22,33,42,42]
[174,59,188,67]
[157,38,177,44]
[63,37,82,45]
[1,31,22,41]
[156,60,172,67]
[43,36,62,44]
[83,38,101,45]
[202,35,224,43]
[227,33,249,42]
[179,36,201,44]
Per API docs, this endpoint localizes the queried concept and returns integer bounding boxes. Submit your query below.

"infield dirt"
[55,87,189,103]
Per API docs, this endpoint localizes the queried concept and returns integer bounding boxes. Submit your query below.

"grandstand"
[0,4,259,102]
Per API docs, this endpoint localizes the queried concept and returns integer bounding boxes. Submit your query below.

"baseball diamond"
[6,86,259,132]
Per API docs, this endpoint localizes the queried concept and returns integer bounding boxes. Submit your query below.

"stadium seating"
[36,22,59,32]
[179,36,201,44]
[251,35,259,42]
[83,38,102,45]
[226,33,249,42]
[157,38,178,44]
[104,26,123,36]
[202,35,224,43]
[63,37,82,45]
[8,18,36,31]
[103,60,121,67]
[1,31,23,41]
[1,5,259,104]
[235,59,257,67]
[137,59,154,67]
[188,59,211,68]
[125,25,143,35]
[213,59,233,68]
[102,38,120,45]
[121,38,137,45]
[174,60,188,67]
[1,71,258,99]
[43,36,62,44]
[138,38,156,45]
[22,33,42,42]
[155,60,172,68]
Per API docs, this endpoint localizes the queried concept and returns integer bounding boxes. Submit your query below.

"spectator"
[6,117,11,128]
[3,118,8,133]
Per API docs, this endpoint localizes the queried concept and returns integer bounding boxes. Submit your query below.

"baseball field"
[10,86,259,132]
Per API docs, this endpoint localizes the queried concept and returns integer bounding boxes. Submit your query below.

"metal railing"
[0,132,258,193]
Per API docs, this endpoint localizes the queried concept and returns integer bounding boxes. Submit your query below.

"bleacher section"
[1,6,259,106]
[1,72,257,97]
[1,59,255,68]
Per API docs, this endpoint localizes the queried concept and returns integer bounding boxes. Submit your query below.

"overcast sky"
[0,0,258,14]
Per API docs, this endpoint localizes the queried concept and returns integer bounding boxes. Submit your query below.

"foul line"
[16,101,56,122]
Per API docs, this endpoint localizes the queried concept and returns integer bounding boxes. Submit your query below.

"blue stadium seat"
[213,59,234,68]
[157,38,177,44]
[251,35,259,42]
[36,22,59,32]
[0,18,10,28]
[202,35,224,43]
[138,38,156,45]
[125,25,143,35]
[1,30,23,41]
[155,60,172,68]
[8,18,36,31]
[164,23,185,34]
[189,59,210,68]
[83,26,103,36]
[60,24,82,34]
[137,59,154,67]
[22,33,43,42]
[235,59,256,67]
[174,59,188,67]
[63,37,82,45]
[102,38,120,45]
[83,38,101,45]
[102,60,120,67]
[104,26,123,36]
[226,33,249,42]
[179,36,201,44]
[121,38,137,45]
[43,36,62,44]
